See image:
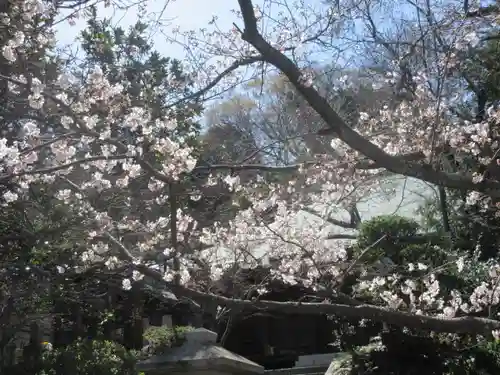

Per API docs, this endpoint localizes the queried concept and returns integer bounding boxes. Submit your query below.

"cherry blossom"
[2,0,500,338]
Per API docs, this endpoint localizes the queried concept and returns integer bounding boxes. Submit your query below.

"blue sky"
[56,0,266,59]
[54,0,495,65]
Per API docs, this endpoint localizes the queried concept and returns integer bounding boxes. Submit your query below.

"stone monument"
[137,327,265,375]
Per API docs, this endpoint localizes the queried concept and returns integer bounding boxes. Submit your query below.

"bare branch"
[166,55,265,109]
[325,234,357,240]
[191,149,433,175]
[302,207,358,229]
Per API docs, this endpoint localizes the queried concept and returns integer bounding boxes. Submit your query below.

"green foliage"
[79,8,202,149]
[354,214,450,268]
[461,33,500,106]
[12,326,193,375]
[142,325,193,356]
[358,215,419,246]
[36,339,138,375]
[347,331,500,375]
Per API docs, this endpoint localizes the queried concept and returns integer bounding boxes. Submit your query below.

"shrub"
[355,215,446,266]
[36,339,139,375]
[142,325,193,356]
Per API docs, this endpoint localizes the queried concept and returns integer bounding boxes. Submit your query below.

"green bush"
[357,215,418,251]
[27,325,193,375]
[36,339,139,375]
[142,325,193,356]
[355,215,446,266]
[348,331,500,375]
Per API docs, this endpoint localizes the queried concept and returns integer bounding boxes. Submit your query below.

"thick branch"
[154,265,500,336]
[169,183,180,285]
[438,187,451,233]
[325,234,357,240]
[107,235,499,337]
[191,150,429,175]
[205,297,500,337]
[325,232,450,247]
[236,0,500,197]
[193,161,316,173]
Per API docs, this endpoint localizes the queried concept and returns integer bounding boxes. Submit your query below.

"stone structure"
[221,310,335,369]
[264,353,348,375]
[263,338,384,375]
[137,328,265,375]
[137,328,384,375]
[215,267,336,370]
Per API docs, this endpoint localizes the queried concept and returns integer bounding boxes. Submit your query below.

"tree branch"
[0,154,132,181]
[165,55,265,109]
[325,234,357,240]
[302,207,358,229]
[169,272,500,336]
[191,149,429,175]
[106,234,499,337]
[235,0,500,197]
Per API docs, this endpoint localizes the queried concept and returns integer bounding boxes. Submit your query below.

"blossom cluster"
[0,0,198,281]
[3,0,500,338]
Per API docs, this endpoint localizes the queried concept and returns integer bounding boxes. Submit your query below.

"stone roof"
[137,328,265,374]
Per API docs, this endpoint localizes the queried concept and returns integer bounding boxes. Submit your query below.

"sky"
[56,0,266,59]
[53,0,435,224]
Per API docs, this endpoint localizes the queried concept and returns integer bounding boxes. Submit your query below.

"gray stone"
[137,328,265,375]
[295,353,336,367]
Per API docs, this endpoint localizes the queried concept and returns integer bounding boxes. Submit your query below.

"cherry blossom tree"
[5,0,500,346]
